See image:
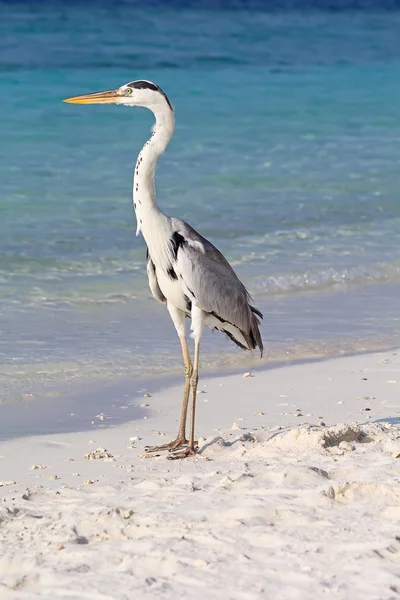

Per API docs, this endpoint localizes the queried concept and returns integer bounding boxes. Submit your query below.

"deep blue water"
[1,2,400,401]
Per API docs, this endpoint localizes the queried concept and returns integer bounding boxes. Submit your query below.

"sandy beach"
[1,349,400,599]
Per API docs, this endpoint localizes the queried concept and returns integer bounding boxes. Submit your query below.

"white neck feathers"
[133,104,175,236]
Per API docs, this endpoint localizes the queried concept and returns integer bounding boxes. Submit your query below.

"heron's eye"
[125,87,133,95]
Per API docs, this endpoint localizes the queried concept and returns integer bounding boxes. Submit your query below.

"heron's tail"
[205,304,264,356]
[249,305,264,357]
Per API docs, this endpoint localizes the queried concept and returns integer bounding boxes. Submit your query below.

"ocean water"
[1,1,400,403]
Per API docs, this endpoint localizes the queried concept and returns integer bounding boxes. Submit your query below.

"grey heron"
[64,80,263,458]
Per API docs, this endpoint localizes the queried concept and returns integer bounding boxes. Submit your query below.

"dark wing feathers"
[170,218,263,354]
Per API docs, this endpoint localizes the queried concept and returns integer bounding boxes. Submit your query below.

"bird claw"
[167,446,197,460]
[144,437,189,453]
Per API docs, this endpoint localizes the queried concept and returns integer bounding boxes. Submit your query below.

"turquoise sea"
[1,1,400,405]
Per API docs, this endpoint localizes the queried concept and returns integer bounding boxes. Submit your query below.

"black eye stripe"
[129,80,159,92]
[126,80,173,112]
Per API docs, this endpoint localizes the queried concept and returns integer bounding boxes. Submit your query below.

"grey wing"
[146,247,166,305]
[170,219,263,354]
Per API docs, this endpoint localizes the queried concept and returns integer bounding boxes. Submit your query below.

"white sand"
[1,350,400,599]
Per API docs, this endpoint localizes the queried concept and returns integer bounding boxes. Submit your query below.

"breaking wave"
[253,261,400,296]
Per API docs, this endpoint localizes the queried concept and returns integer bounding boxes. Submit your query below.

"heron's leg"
[169,306,204,459]
[177,335,193,439]
[188,338,200,449]
[145,305,192,453]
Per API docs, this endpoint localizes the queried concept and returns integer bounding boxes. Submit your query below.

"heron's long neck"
[133,105,175,237]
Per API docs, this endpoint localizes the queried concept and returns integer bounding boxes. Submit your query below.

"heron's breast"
[155,268,188,313]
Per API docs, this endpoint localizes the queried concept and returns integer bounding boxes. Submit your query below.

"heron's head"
[63,80,173,112]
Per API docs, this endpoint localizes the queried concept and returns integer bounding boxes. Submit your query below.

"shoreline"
[1,337,400,442]
[2,277,400,409]
[1,348,400,598]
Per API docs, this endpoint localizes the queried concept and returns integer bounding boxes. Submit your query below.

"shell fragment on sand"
[84,448,114,460]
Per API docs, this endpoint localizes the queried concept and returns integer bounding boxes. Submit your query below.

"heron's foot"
[144,437,188,453]
[167,445,198,460]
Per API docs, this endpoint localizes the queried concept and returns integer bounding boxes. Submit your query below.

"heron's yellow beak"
[63,89,120,104]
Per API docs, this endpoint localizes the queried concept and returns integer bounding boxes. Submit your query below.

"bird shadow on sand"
[374,416,400,426]
[197,430,279,455]
[197,435,244,455]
